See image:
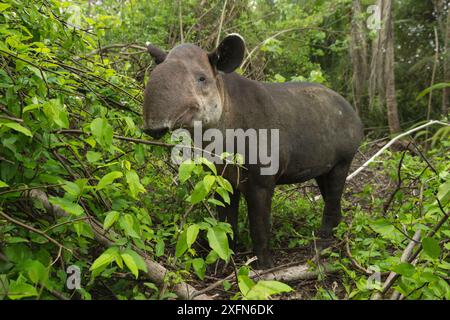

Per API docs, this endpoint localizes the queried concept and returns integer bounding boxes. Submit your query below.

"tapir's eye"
[198,76,206,83]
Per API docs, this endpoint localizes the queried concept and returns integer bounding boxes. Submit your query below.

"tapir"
[142,34,363,268]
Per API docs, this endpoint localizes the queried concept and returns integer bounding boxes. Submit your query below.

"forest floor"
[192,139,397,300]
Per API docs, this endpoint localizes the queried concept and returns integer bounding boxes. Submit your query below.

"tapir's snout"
[143,126,169,139]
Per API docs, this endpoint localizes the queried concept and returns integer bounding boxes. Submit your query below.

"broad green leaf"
[175,230,188,258]
[0,3,11,11]
[217,176,233,193]
[205,250,219,264]
[23,260,47,285]
[90,248,117,271]
[155,239,165,257]
[121,253,139,279]
[437,179,450,206]
[186,224,200,247]
[422,237,441,259]
[216,187,230,205]
[97,171,123,190]
[179,160,196,183]
[208,198,225,207]
[120,214,140,238]
[8,276,37,300]
[90,118,113,148]
[125,170,146,199]
[203,175,215,193]
[246,280,293,299]
[1,122,32,137]
[49,197,84,216]
[199,157,217,175]
[417,83,450,100]
[192,258,206,280]
[124,249,147,273]
[392,262,415,277]
[43,99,69,128]
[103,211,120,230]
[86,151,102,163]
[63,181,81,198]
[189,181,208,204]
[237,274,255,296]
[0,180,8,187]
[207,225,230,261]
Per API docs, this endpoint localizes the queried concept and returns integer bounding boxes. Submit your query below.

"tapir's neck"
[217,73,273,130]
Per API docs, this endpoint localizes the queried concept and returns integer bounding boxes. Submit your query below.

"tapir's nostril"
[143,127,169,139]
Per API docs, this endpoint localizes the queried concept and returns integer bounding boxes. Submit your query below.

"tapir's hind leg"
[315,159,352,238]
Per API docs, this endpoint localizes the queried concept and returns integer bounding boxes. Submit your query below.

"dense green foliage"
[0,0,449,300]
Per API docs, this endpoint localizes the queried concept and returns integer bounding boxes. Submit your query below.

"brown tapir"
[142,34,363,268]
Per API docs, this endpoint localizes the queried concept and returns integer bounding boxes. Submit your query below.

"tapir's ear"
[147,44,167,64]
[209,34,245,73]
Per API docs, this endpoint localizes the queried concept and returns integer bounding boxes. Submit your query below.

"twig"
[0,210,73,255]
[215,0,228,47]
[346,120,450,181]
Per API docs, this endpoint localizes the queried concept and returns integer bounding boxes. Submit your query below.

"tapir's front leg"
[244,185,275,269]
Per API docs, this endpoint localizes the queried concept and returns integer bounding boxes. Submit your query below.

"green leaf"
[86,151,102,163]
[216,187,230,205]
[63,181,81,198]
[203,175,216,193]
[121,253,139,279]
[120,214,140,238]
[90,248,118,271]
[49,196,84,216]
[205,250,219,264]
[246,280,293,299]
[124,249,147,273]
[179,160,196,183]
[192,258,206,280]
[8,275,37,300]
[199,157,217,175]
[97,171,123,190]
[217,176,233,193]
[23,260,47,284]
[103,211,120,230]
[417,83,450,100]
[186,224,200,247]
[155,239,165,257]
[237,274,255,296]
[1,122,32,137]
[90,118,113,148]
[392,262,415,277]
[437,179,450,206]
[189,181,209,204]
[43,99,69,128]
[0,180,8,187]
[207,225,230,261]
[125,170,146,199]
[208,198,225,207]
[0,3,11,11]
[175,230,188,258]
[422,237,441,259]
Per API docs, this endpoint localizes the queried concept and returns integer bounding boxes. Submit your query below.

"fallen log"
[27,189,212,300]
[250,263,338,282]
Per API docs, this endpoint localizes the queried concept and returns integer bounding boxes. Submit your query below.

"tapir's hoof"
[315,229,336,250]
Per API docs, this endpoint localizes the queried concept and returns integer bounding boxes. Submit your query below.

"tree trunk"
[442,9,450,116]
[350,0,369,115]
[383,0,401,133]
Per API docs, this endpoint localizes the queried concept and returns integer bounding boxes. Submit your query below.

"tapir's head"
[142,34,245,138]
